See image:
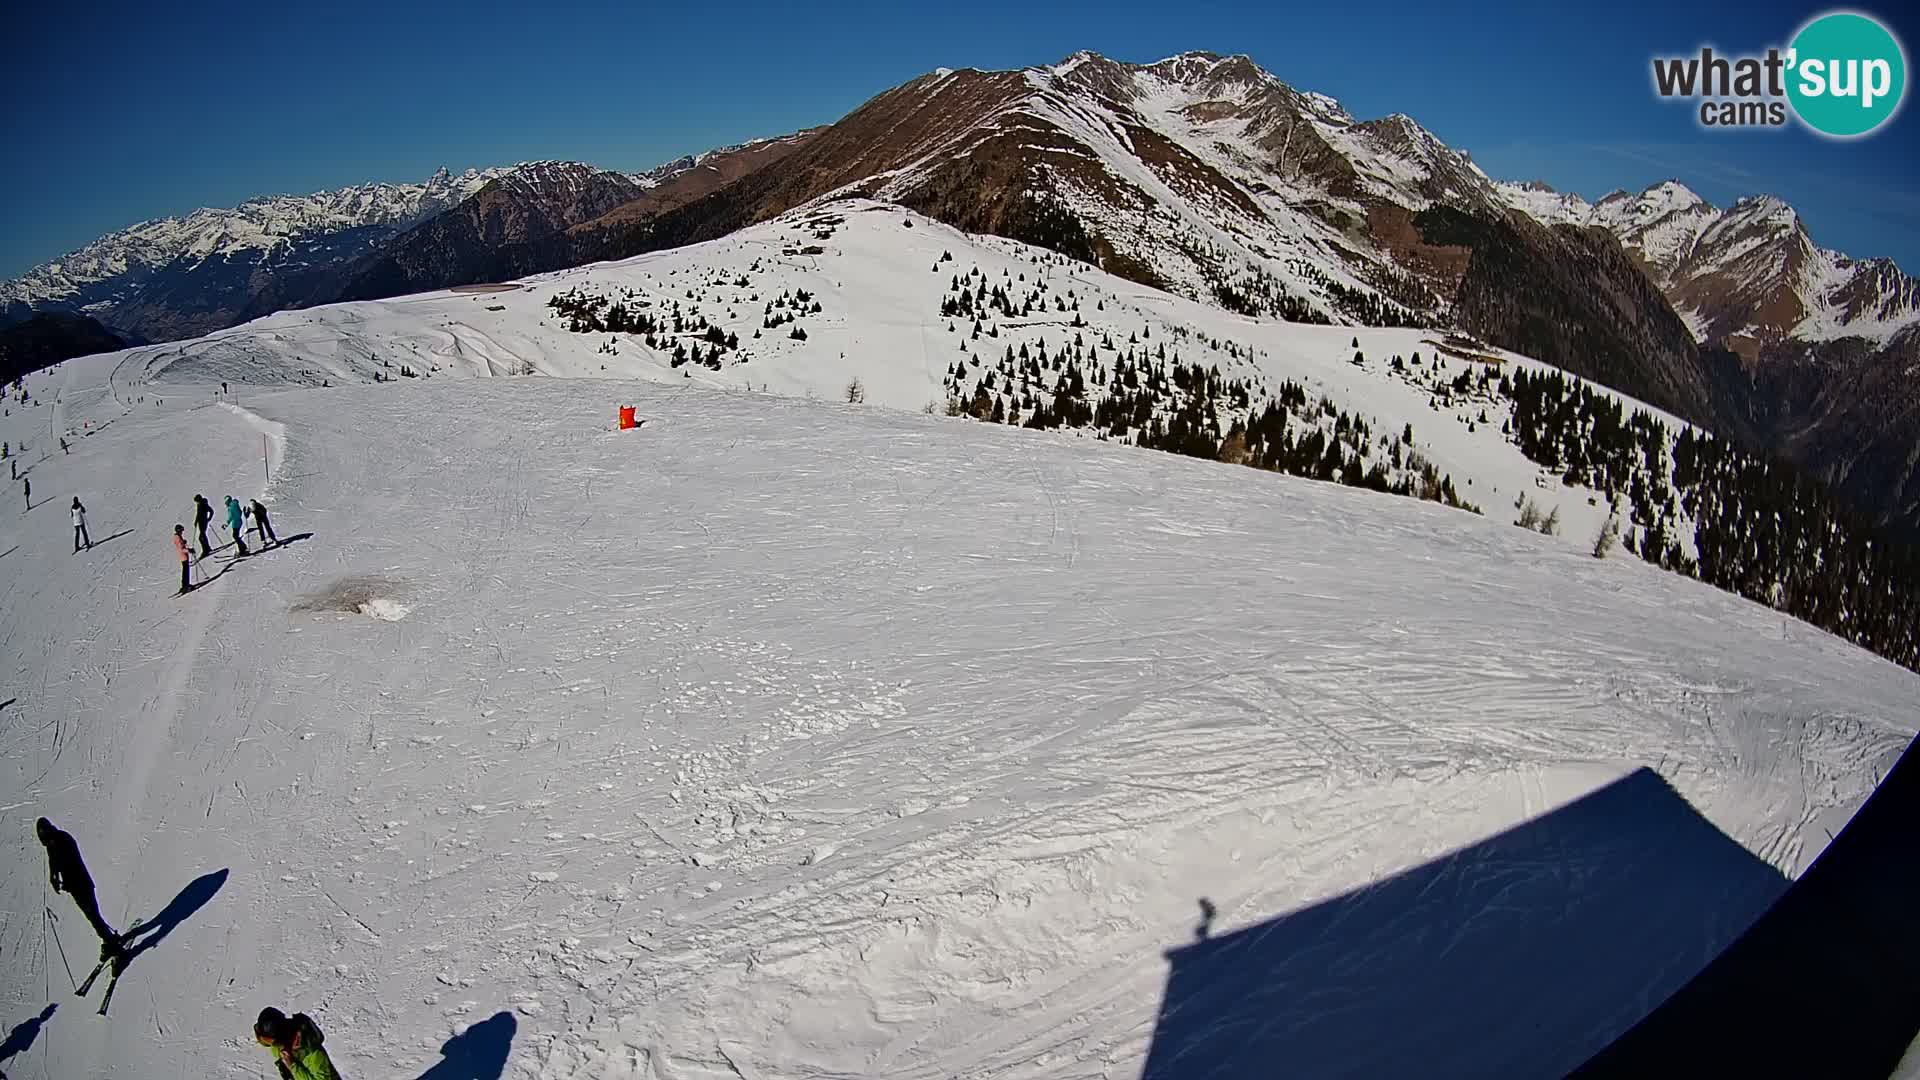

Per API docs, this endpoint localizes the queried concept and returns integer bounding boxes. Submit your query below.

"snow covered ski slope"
[0,338,1914,1077]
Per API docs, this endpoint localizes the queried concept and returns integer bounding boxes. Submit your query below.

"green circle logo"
[1787,11,1907,137]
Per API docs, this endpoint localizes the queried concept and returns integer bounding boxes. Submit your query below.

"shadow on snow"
[0,1003,55,1069]
[123,868,229,966]
[187,534,315,593]
[83,529,135,551]
[1141,767,1788,1079]
[1574,734,1920,1078]
[415,1010,516,1080]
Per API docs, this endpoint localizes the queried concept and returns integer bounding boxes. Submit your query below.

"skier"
[20,476,27,511]
[250,498,279,547]
[254,1008,343,1080]
[60,436,68,455]
[36,819,126,961]
[172,525,194,595]
[72,498,91,552]
[193,495,215,557]
[225,495,250,557]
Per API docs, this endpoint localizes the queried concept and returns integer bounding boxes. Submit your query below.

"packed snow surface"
[0,214,1915,1078]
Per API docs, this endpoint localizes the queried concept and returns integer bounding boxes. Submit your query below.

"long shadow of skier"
[415,1010,516,1080]
[86,529,134,551]
[122,868,228,964]
[186,560,237,593]
[190,533,317,592]
[0,1003,55,1069]
[211,531,316,561]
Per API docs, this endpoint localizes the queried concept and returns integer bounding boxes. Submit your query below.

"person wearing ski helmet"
[224,495,250,557]
[255,1008,342,1080]
[193,495,215,557]
[172,525,193,594]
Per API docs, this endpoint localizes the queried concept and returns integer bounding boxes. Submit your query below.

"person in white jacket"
[71,497,91,552]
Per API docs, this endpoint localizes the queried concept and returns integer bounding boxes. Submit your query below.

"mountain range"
[4,50,1916,535]
[1,165,502,340]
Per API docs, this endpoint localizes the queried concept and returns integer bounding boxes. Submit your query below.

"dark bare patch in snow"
[291,576,410,621]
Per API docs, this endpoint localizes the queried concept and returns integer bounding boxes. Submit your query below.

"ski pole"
[45,906,78,991]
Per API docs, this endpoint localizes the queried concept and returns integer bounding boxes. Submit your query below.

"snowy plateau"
[0,201,1915,1078]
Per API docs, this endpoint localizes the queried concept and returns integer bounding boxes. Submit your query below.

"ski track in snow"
[0,248,1916,1077]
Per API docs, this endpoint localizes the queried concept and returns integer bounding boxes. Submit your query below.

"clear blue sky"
[3,0,1916,277]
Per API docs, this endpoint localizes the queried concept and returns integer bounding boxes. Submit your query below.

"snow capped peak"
[476,161,639,202]
[1725,193,1796,225]
[498,160,603,178]
[1052,49,1103,77]
[1493,179,1594,226]
[1640,179,1709,213]
[1152,49,1226,64]
[1586,181,1717,235]
[1321,110,1500,210]
[1364,113,1455,158]
[1146,51,1258,74]
[1298,89,1354,124]
[628,134,811,189]
[1139,50,1275,99]
[1142,50,1225,76]
[632,155,699,187]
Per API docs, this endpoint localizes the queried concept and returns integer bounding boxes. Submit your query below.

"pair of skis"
[75,953,122,1015]
[73,921,142,1016]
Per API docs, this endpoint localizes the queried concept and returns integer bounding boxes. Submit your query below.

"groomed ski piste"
[1,202,1915,1078]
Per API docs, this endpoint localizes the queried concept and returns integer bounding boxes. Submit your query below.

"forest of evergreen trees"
[546,275,823,371]
[1202,260,1437,329]
[933,267,1478,514]
[1498,367,1919,672]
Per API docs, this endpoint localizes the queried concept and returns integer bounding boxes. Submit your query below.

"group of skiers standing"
[31,818,342,1078]
[173,493,278,595]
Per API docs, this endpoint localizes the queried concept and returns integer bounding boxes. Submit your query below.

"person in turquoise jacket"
[224,495,250,557]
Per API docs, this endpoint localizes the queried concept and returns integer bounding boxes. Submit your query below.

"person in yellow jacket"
[255,1008,342,1080]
